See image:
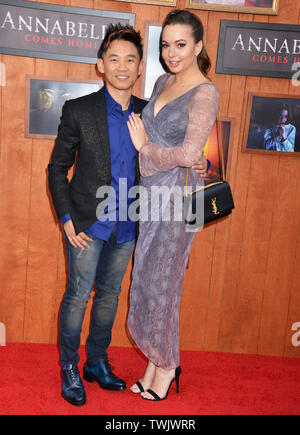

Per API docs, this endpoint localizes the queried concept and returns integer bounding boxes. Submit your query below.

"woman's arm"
[138,83,219,177]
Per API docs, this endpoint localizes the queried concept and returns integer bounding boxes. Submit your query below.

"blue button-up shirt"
[61,86,137,244]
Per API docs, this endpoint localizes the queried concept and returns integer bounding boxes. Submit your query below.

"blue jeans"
[59,224,135,366]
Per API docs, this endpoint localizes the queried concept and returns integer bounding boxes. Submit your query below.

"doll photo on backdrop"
[242,93,300,156]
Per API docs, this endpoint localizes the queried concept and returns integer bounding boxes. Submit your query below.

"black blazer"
[48,87,147,234]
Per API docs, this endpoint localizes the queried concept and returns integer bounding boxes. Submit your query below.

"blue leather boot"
[61,364,87,406]
[83,359,126,391]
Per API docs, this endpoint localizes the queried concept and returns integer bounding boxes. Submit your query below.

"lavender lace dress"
[127,74,219,370]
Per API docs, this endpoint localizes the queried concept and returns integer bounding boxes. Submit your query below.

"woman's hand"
[127,113,148,151]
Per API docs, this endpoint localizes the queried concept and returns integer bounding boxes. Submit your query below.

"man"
[48,24,208,407]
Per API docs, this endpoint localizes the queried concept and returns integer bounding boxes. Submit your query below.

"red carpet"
[0,343,299,415]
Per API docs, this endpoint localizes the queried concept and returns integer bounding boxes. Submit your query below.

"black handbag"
[184,178,235,227]
[184,120,235,228]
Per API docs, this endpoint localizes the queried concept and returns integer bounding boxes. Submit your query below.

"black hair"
[277,104,291,124]
[162,9,211,76]
[97,23,143,60]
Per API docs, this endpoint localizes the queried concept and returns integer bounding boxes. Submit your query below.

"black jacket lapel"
[93,90,148,184]
[133,96,147,116]
[94,88,111,180]
[133,96,148,181]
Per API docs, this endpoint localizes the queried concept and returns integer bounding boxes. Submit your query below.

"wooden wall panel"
[216,73,248,352]
[284,190,300,357]
[181,225,216,350]
[0,0,299,359]
[23,59,69,343]
[0,55,35,341]
[253,0,300,354]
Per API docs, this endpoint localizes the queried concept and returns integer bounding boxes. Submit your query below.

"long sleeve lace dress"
[127,73,219,370]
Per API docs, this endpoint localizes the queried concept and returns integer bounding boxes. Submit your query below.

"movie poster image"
[141,23,166,100]
[203,119,234,183]
[25,77,102,139]
[187,0,278,15]
[193,0,272,5]
[243,94,300,155]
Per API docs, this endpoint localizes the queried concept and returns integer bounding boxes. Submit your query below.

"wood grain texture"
[0,0,299,359]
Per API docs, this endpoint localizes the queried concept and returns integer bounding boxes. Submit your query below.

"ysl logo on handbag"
[211,197,219,215]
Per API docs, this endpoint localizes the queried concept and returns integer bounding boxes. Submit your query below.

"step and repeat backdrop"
[0,0,300,358]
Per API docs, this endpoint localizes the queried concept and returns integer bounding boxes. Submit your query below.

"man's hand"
[64,220,93,250]
[192,155,209,178]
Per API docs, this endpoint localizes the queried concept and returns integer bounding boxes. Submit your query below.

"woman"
[127,9,219,401]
